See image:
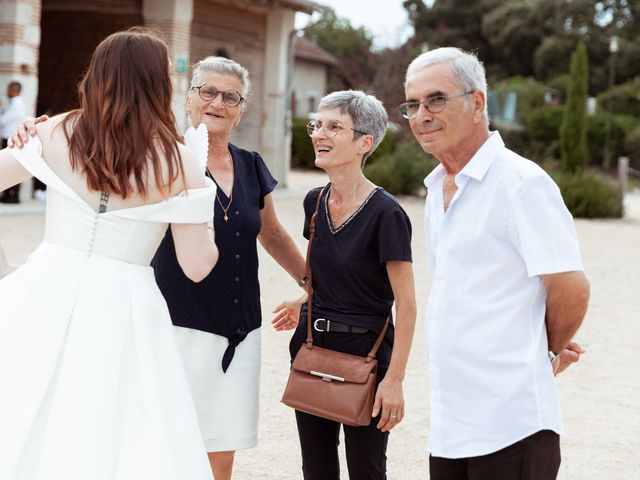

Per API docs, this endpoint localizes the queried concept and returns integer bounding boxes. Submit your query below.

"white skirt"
[173,326,261,452]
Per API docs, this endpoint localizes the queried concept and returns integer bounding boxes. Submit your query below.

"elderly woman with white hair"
[272,90,417,479]
[151,57,306,479]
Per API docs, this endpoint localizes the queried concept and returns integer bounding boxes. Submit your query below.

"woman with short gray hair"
[273,90,417,479]
[152,56,306,479]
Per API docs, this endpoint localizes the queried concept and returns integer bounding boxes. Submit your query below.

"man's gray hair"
[405,47,488,124]
[318,90,388,165]
[190,56,251,105]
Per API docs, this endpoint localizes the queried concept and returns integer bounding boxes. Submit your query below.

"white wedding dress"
[0,138,215,480]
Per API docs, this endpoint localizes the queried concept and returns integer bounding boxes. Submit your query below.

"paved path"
[1,172,639,479]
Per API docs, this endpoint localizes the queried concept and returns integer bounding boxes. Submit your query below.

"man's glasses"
[398,91,475,119]
[191,84,244,108]
[306,119,367,138]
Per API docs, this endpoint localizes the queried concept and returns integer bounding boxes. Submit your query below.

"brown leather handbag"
[281,187,390,427]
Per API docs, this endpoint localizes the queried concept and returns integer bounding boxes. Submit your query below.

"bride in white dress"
[0,29,218,480]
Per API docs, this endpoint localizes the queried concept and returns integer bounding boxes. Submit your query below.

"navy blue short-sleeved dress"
[152,143,276,452]
[289,185,413,367]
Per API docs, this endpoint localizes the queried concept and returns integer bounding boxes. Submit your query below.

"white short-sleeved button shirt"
[424,132,583,459]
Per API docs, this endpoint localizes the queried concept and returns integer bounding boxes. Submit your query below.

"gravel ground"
[1,171,639,479]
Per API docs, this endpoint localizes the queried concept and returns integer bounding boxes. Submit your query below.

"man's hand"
[7,115,49,148]
[554,341,586,375]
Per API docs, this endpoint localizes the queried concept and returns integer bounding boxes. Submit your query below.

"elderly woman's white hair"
[318,90,388,165]
[190,56,251,107]
[405,47,489,124]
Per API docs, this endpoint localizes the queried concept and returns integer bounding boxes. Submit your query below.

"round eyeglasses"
[191,84,244,108]
[306,119,367,138]
[398,91,475,119]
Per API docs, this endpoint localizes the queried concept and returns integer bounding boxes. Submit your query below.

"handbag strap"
[304,186,325,348]
[304,185,390,363]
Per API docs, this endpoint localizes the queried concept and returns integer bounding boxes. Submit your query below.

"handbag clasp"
[310,370,345,382]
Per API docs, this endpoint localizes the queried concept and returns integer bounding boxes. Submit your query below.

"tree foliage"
[404,0,640,92]
[303,11,375,92]
[560,42,589,173]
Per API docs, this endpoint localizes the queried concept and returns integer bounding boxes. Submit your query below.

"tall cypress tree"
[559,41,589,173]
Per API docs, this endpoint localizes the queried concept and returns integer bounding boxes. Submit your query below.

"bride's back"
[38,116,196,213]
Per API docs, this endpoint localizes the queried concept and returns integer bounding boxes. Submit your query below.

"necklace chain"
[205,152,233,222]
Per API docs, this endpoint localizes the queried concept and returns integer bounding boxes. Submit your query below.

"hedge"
[551,171,623,218]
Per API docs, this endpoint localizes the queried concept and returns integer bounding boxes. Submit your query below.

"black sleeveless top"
[152,143,277,371]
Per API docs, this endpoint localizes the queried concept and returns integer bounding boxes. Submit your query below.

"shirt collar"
[423,132,504,189]
[458,131,504,182]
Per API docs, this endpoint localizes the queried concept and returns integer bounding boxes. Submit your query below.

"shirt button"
[235,232,240,237]
[235,276,240,282]
[233,299,239,304]
[235,211,240,215]
[235,254,240,260]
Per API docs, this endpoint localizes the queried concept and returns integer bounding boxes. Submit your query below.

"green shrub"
[596,76,640,118]
[291,117,316,169]
[524,105,564,160]
[367,129,397,164]
[497,126,530,158]
[624,125,640,169]
[551,171,623,218]
[586,113,640,167]
[364,140,437,195]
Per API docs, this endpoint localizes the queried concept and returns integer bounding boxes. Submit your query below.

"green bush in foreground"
[552,171,623,218]
[364,140,437,195]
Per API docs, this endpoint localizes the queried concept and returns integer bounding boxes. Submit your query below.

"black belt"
[313,318,368,334]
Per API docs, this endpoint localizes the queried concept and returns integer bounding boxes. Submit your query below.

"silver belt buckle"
[313,318,330,332]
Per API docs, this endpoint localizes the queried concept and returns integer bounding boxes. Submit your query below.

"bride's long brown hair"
[62,28,183,198]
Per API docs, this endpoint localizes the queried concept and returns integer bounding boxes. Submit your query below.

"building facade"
[290,34,335,118]
[0,0,319,186]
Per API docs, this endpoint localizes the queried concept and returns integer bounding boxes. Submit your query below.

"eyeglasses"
[191,84,244,107]
[398,91,475,119]
[306,119,367,138]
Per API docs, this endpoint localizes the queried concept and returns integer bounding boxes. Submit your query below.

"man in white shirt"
[0,81,27,203]
[400,47,590,480]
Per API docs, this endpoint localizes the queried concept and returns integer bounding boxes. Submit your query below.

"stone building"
[291,34,336,118]
[0,0,321,186]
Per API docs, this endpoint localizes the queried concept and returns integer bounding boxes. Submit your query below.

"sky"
[294,0,415,50]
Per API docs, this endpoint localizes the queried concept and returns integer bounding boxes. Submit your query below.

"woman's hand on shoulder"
[271,294,306,331]
[8,115,50,149]
[372,376,405,432]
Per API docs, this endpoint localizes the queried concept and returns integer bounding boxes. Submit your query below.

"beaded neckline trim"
[324,185,381,235]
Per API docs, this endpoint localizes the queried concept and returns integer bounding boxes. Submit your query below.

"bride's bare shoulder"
[36,112,72,142]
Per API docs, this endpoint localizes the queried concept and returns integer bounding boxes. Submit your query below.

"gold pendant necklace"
[206,165,233,222]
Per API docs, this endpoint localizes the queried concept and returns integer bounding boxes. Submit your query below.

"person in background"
[0,81,27,203]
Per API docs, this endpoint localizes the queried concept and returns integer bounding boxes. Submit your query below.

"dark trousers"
[0,138,20,202]
[295,407,389,480]
[289,320,393,480]
[429,430,561,480]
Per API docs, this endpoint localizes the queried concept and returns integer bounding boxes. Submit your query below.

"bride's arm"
[0,245,16,279]
[0,148,31,192]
